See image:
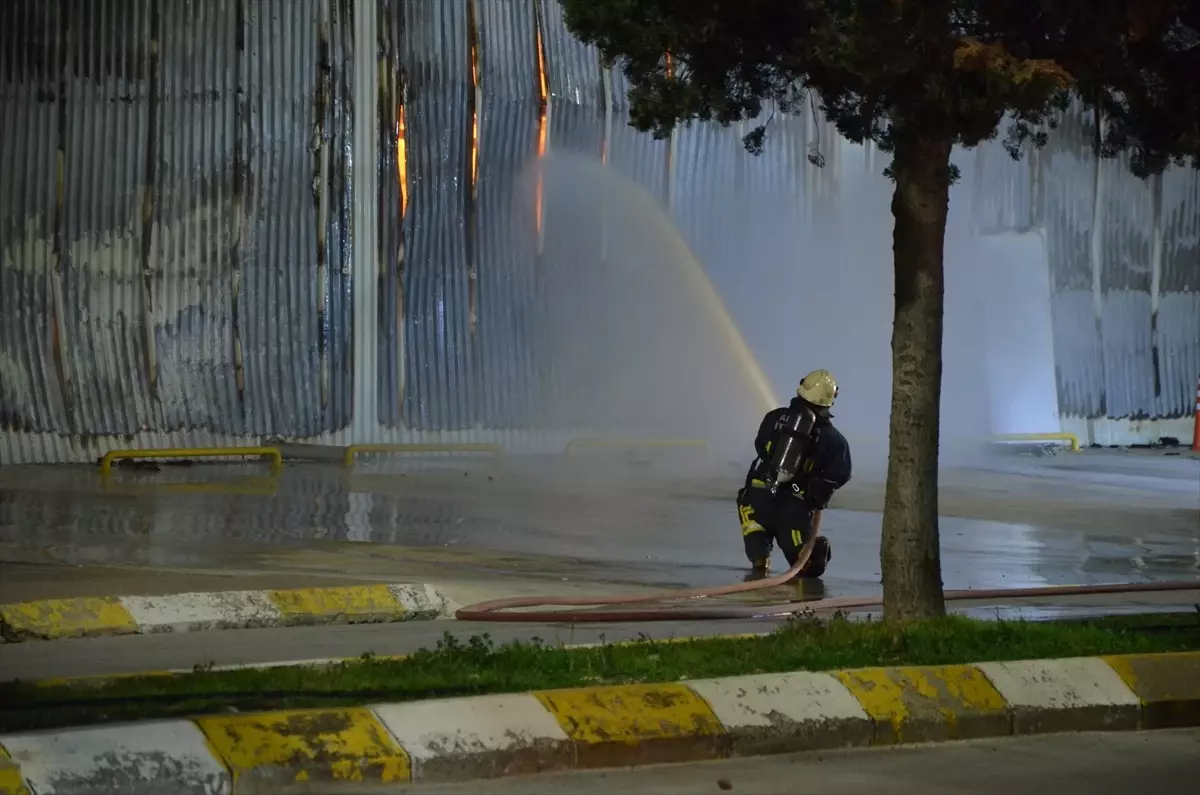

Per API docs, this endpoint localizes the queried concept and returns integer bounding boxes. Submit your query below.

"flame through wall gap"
[466,0,480,336]
[395,105,407,218]
[534,0,549,251]
[382,0,407,422]
[468,3,480,193]
[392,0,408,220]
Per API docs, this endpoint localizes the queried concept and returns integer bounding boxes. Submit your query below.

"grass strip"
[2,611,1198,733]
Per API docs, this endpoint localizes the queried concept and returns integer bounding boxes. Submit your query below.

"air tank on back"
[764,404,817,495]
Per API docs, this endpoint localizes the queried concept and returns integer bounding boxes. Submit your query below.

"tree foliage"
[1068,3,1200,175]
[559,0,1199,621]
[560,0,1199,176]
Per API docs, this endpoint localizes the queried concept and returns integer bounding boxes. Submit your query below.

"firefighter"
[736,369,852,578]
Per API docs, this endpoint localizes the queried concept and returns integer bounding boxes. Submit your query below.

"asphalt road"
[282,729,1200,794]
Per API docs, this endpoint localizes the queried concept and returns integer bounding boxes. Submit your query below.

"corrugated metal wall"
[375,0,770,436]
[2,1,1196,463]
[0,0,357,462]
[973,102,1200,426]
[391,0,475,430]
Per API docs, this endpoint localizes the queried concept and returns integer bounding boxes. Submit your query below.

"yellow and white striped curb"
[0,583,458,643]
[2,651,1198,794]
[0,722,224,795]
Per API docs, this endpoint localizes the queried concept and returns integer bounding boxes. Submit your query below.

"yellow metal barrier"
[991,433,1081,452]
[343,443,504,467]
[564,437,709,456]
[98,446,284,476]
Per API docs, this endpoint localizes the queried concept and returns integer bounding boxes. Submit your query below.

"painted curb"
[2,652,1199,794]
[0,721,228,795]
[0,583,459,643]
[0,747,29,795]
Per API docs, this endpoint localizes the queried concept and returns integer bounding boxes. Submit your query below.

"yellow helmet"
[796,369,838,408]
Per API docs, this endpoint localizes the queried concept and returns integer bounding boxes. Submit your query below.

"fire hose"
[455,511,1200,622]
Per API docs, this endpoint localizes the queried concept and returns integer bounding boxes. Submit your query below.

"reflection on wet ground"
[1,454,1196,606]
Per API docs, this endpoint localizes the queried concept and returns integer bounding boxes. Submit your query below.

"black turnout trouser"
[736,482,831,576]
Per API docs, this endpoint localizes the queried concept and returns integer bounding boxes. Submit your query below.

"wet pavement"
[1,450,1196,605]
[0,449,1197,679]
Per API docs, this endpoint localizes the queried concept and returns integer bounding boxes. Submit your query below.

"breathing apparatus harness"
[763,402,818,495]
[745,400,839,510]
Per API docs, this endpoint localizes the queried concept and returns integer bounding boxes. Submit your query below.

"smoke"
[512,151,769,457]
[674,136,1028,472]
[512,139,1053,476]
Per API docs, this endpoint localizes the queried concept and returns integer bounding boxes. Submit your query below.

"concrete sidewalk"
[2,651,1198,795]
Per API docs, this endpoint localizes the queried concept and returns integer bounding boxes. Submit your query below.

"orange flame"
[536,30,549,105]
[534,20,549,242]
[469,31,480,191]
[396,105,408,218]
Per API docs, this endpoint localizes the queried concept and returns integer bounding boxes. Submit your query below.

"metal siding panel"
[1161,164,1200,293]
[692,112,813,381]
[326,0,358,435]
[401,0,473,430]
[0,0,357,462]
[670,123,750,386]
[1157,166,1200,419]
[376,0,404,428]
[197,0,355,439]
[1098,156,1154,418]
[1,0,80,437]
[1100,156,1154,293]
[152,0,237,434]
[606,116,667,202]
[1041,106,1103,417]
[475,0,539,428]
[1035,103,1197,422]
[1155,293,1200,418]
[1051,289,1104,418]
[602,65,677,428]
[606,68,668,202]
[1100,290,1155,419]
[970,134,1036,233]
[1042,106,1097,292]
[478,0,538,102]
[536,0,603,424]
[539,0,602,114]
[541,1,602,153]
[243,0,324,437]
[671,124,739,280]
[739,111,811,270]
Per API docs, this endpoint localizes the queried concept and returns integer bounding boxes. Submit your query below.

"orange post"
[1192,375,1200,452]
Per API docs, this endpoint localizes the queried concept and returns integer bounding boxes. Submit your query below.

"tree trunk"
[880,132,954,621]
